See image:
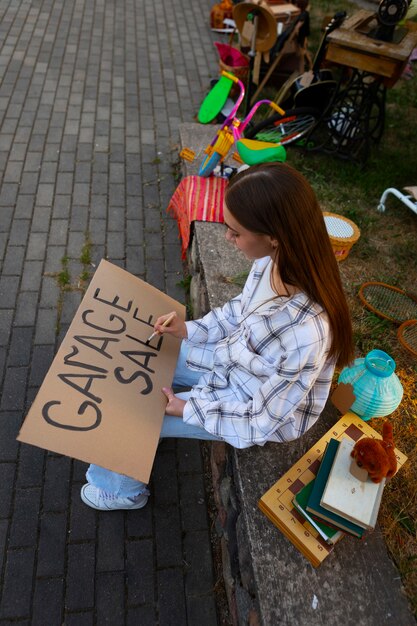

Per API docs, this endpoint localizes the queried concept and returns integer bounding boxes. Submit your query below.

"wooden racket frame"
[358,281,417,324]
[398,320,417,357]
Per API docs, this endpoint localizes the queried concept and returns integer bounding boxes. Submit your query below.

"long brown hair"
[225,162,354,367]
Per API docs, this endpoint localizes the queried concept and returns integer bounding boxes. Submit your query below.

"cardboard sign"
[18,260,185,483]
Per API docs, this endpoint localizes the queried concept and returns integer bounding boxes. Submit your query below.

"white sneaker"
[80,484,149,511]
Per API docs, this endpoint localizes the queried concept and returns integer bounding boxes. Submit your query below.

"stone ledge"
[178,123,413,626]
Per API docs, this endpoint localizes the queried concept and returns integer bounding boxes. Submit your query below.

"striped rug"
[167,175,227,258]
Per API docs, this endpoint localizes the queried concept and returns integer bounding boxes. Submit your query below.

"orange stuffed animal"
[351,421,397,483]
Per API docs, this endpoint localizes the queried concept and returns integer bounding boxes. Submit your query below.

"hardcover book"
[320,437,386,530]
[306,438,367,538]
[293,480,344,545]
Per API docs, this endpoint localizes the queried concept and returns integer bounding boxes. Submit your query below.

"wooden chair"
[249,10,311,106]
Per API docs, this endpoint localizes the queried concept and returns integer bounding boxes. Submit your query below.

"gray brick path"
[0,0,222,623]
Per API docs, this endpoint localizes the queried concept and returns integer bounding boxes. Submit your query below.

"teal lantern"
[338,349,403,421]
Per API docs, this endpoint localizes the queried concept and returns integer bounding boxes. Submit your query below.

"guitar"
[275,11,347,113]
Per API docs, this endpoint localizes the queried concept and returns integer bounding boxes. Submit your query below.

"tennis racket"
[398,320,417,357]
[358,282,417,324]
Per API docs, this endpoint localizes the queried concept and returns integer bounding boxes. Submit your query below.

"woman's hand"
[162,387,186,417]
[153,311,188,339]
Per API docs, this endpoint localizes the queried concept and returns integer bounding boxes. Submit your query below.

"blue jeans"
[86,341,221,497]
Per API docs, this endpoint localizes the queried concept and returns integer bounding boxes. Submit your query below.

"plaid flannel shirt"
[182,256,335,448]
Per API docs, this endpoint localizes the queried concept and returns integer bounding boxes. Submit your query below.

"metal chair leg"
[377,187,417,215]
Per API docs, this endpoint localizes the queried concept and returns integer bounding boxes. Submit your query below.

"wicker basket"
[215,42,250,83]
[323,211,361,261]
[219,57,249,82]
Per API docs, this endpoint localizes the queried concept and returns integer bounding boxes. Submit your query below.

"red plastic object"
[214,42,249,68]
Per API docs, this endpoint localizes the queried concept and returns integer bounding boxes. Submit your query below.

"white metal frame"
[378,187,417,215]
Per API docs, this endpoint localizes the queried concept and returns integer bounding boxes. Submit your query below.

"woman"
[81,162,354,511]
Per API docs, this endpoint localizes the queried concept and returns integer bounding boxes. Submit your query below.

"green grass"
[50,237,94,333]
[300,2,417,615]
[78,233,93,286]
[223,271,250,288]
[58,256,70,287]
[80,238,92,266]
[177,274,192,292]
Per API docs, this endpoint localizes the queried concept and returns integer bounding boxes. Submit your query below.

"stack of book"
[259,413,407,567]
[258,411,407,567]
[293,437,386,541]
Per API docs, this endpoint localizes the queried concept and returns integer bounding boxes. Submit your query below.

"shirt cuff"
[183,398,205,429]
[184,320,207,344]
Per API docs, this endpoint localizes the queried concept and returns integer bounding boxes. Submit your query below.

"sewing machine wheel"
[377,0,409,26]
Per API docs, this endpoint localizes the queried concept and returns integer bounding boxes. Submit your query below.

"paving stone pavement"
[0,0,224,623]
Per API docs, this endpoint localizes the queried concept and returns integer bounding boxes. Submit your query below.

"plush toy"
[351,420,397,483]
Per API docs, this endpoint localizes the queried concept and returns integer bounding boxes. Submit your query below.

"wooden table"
[299,10,417,164]
[325,10,417,87]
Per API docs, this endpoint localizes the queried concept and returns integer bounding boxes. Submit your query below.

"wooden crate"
[325,10,417,87]
[268,3,301,24]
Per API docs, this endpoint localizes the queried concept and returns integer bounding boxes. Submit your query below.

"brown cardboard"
[17,260,185,483]
[330,382,356,416]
